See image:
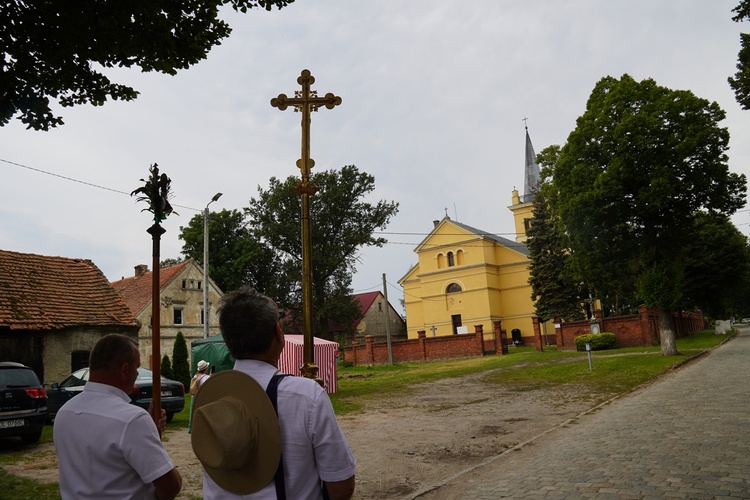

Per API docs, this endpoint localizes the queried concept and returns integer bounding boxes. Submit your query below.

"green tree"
[171,332,190,388]
[1,0,294,130]
[160,258,185,268]
[682,212,750,319]
[245,165,399,340]
[730,1,750,109]
[552,74,746,355]
[179,208,287,296]
[527,185,585,323]
[160,354,174,380]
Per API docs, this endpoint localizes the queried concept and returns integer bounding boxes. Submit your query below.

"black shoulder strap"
[267,373,290,500]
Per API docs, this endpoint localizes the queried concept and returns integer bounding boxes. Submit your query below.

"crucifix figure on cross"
[270,70,342,382]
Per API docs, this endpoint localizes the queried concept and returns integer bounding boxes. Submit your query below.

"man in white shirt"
[54,334,182,499]
[198,286,356,499]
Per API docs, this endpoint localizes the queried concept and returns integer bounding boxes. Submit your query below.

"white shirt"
[54,382,175,499]
[203,359,356,499]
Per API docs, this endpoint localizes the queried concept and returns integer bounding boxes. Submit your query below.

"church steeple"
[508,121,540,243]
[523,123,540,203]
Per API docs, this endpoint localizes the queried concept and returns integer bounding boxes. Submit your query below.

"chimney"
[134,264,149,278]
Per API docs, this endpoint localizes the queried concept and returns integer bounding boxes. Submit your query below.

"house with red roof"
[348,291,406,344]
[0,249,138,385]
[111,259,223,368]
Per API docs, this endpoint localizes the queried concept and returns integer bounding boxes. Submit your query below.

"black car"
[0,362,47,444]
[47,367,185,422]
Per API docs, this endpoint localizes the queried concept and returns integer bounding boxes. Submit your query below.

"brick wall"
[343,323,505,366]
[550,306,705,351]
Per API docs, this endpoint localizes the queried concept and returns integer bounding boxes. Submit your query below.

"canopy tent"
[190,333,339,393]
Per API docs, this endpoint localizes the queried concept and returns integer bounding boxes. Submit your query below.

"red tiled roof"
[111,259,194,316]
[0,249,137,330]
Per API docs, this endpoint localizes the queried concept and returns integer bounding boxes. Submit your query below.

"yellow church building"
[399,126,542,344]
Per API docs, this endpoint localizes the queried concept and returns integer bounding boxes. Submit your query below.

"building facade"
[111,259,223,368]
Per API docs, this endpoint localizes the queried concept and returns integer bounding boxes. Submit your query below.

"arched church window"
[437,253,445,268]
[447,251,455,267]
[446,283,462,294]
[456,249,464,265]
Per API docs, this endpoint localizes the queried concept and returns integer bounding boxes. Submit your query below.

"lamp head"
[211,192,223,203]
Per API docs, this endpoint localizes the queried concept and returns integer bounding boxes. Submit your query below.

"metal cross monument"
[271,69,342,381]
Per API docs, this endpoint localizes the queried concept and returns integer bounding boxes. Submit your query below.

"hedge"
[574,332,617,351]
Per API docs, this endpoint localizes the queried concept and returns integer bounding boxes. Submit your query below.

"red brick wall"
[556,306,705,351]
[343,324,501,366]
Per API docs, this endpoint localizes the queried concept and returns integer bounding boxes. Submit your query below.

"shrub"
[161,354,174,380]
[574,332,617,351]
[172,331,190,388]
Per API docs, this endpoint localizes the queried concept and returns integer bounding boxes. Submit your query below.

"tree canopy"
[730,1,750,109]
[551,74,746,354]
[178,165,399,340]
[178,208,285,296]
[1,0,294,130]
[245,165,399,339]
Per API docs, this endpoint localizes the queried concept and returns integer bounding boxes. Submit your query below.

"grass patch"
[0,469,59,499]
[330,328,727,414]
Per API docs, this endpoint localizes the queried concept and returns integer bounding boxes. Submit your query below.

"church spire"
[523,121,540,204]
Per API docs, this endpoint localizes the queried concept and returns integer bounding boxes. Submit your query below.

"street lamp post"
[203,192,222,338]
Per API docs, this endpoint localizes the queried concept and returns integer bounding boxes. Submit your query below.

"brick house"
[111,259,223,368]
[0,249,138,385]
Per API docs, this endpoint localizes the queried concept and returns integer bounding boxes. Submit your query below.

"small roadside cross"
[270,70,341,382]
[430,325,438,337]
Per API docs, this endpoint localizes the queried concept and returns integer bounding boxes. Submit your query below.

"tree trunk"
[657,308,679,356]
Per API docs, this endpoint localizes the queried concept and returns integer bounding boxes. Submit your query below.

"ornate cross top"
[269,70,341,383]
[270,69,342,190]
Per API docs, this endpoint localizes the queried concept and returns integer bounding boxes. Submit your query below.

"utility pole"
[203,192,222,338]
[383,273,393,364]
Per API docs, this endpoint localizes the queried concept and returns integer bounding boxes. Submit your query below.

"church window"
[446,283,462,294]
[447,251,455,267]
[437,253,445,268]
[456,249,464,265]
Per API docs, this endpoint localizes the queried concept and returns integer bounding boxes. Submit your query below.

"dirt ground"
[2,369,607,499]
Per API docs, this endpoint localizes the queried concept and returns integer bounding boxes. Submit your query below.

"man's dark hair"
[89,334,138,372]
[218,286,279,358]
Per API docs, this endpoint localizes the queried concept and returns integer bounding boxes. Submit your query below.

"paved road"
[413,327,750,499]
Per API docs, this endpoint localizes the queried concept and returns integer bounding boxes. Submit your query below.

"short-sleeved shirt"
[202,359,356,499]
[53,382,175,499]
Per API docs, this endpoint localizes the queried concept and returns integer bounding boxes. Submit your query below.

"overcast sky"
[2,1,749,313]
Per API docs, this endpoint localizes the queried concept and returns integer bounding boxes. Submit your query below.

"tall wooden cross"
[271,69,342,381]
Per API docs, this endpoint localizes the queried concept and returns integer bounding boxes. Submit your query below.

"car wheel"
[21,431,42,444]
[166,412,174,423]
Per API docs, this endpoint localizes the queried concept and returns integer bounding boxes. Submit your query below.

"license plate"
[0,419,24,429]
[161,391,171,397]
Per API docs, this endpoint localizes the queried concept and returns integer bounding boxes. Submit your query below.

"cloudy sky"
[2,1,749,312]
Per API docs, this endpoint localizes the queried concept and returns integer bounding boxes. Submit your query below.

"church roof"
[448,219,529,256]
[414,217,528,257]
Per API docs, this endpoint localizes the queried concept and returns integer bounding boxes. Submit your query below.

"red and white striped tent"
[279,335,339,393]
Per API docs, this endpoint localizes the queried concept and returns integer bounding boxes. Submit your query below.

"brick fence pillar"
[474,324,483,354]
[532,316,543,352]
[493,320,507,355]
[417,330,427,361]
[365,335,375,364]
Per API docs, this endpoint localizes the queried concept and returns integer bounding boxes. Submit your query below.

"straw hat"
[197,360,210,372]
[191,370,281,494]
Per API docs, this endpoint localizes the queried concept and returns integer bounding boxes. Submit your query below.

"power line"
[1,157,200,212]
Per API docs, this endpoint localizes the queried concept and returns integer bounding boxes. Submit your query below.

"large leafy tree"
[245,165,399,340]
[552,74,746,355]
[681,212,750,319]
[730,1,750,109]
[1,0,293,130]
[179,208,286,296]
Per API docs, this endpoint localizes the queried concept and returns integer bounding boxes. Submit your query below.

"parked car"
[47,367,185,422]
[0,362,47,444]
